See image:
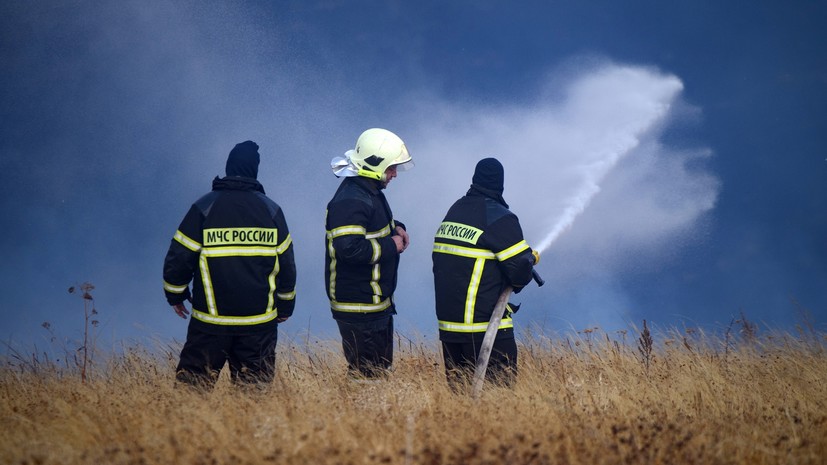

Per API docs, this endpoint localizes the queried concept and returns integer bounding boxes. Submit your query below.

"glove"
[531,250,540,265]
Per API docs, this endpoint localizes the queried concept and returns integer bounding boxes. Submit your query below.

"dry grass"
[2,326,826,465]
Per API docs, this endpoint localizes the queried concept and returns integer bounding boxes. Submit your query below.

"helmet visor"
[393,159,415,172]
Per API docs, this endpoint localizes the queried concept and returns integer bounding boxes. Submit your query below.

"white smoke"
[531,67,678,254]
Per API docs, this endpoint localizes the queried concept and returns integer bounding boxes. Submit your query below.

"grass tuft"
[1,324,826,464]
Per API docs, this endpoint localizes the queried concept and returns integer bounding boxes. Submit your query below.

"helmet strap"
[357,168,384,181]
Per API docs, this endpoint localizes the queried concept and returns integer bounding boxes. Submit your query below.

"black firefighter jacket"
[163,176,296,335]
[325,176,405,321]
[433,185,535,343]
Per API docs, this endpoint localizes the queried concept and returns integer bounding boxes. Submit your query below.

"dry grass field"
[2,323,825,465]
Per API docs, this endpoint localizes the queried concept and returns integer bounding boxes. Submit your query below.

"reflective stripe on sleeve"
[327,225,366,239]
[277,290,296,301]
[495,240,530,261]
[365,225,391,239]
[276,233,292,254]
[174,230,201,252]
[163,281,188,294]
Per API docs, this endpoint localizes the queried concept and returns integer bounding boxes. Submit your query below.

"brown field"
[2,324,826,465]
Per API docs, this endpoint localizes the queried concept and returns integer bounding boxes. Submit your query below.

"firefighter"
[432,157,539,389]
[325,128,413,380]
[163,141,296,388]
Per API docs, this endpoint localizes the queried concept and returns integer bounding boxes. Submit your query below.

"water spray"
[534,141,642,254]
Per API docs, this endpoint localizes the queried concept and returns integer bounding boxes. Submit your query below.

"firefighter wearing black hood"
[163,141,296,387]
[432,157,539,388]
[325,128,414,379]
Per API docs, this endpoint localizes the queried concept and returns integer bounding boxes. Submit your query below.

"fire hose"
[471,262,544,398]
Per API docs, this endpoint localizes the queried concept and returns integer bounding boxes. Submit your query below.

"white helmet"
[331,128,413,181]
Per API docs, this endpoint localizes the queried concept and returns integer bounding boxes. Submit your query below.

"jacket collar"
[467,183,509,208]
[348,175,383,195]
[212,175,265,194]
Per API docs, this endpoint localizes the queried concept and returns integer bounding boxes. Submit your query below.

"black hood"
[225,140,260,179]
[471,157,504,194]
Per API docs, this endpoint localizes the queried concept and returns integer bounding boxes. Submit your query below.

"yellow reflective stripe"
[464,258,486,323]
[191,308,279,326]
[190,227,285,321]
[265,254,279,315]
[369,238,381,264]
[365,225,391,239]
[327,237,337,300]
[326,221,394,307]
[203,227,277,246]
[174,230,201,252]
[276,234,292,254]
[370,263,382,303]
[331,298,391,313]
[327,225,366,239]
[163,280,188,294]
[201,247,277,257]
[433,243,496,259]
[277,290,296,300]
[435,221,483,245]
[438,317,514,333]
[327,223,390,241]
[199,254,217,315]
[496,240,530,261]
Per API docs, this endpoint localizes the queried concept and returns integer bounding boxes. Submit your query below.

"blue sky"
[1,1,825,353]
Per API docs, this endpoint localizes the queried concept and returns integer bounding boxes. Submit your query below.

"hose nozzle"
[528,249,544,286]
[531,269,545,287]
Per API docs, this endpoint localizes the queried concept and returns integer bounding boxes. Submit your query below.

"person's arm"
[162,205,203,319]
[328,200,398,263]
[487,214,534,289]
[273,207,296,323]
[393,221,409,252]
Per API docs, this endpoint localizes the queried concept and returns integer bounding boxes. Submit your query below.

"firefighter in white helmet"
[325,128,413,380]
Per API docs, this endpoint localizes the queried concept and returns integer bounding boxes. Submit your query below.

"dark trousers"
[441,337,518,389]
[176,324,278,388]
[336,315,394,379]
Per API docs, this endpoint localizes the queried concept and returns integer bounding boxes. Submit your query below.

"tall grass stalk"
[67,282,100,383]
